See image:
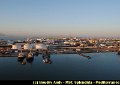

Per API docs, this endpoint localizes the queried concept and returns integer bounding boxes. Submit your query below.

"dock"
[0,45,119,57]
[78,53,91,59]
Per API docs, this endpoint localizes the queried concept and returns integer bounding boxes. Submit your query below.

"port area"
[0,46,119,57]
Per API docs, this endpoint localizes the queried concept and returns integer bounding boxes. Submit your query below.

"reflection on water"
[17,52,91,65]
[42,54,52,64]
[79,53,92,60]
[17,52,52,65]
[1,52,120,80]
[18,57,34,65]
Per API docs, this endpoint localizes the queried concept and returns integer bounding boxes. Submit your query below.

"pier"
[78,53,91,59]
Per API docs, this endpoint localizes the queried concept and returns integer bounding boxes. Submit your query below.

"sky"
[0,0,120,38]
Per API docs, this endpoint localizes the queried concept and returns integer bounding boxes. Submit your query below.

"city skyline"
[0,0,120,37]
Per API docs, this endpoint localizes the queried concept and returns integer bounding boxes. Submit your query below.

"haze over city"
[0,0,120,38]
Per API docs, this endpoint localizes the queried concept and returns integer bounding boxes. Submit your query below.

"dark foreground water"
[0,52,120,80]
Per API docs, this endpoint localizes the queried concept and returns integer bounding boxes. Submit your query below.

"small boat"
[42,55,52,64]
[18,52,25,62]
[79,53,91,59]
[21,60,26,65]
[26,52,34,63]
[27,52,33,58]
[43,58,52,64]
[43,58,49,63]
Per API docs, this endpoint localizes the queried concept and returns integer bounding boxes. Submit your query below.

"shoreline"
[0,51,118,57]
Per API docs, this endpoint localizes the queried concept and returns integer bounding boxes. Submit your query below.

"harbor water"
[0,52,120,80]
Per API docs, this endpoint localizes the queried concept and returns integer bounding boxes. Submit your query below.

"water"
[0,52,120,80]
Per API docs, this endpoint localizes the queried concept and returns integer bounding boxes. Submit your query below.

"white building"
[35,44,47,50]
[24,43,33,50]
[12,42,26,50]
[64,41,70,45]
[12,44,21,50]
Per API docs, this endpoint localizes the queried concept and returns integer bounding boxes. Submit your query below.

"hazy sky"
[0,0,120,37]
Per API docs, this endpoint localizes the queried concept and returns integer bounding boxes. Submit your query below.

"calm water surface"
[0,52,120,80]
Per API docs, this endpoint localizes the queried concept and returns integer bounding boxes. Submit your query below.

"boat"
[79,53,91,59]
[43,58,49,63]
[42,55,52,64]
[18,51,25,62]
[21,61,26,65]
[27,52,33,58]
[26,52,34,63]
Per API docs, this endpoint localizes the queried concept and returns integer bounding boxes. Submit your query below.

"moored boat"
[26,52,34,63]
[18,51,25,62]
